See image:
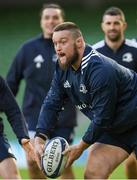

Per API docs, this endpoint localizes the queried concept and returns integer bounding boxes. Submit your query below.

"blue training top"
[92,39,137,72]
[36,44,137,144]
[0,76,29,143]
[6,34,77,131]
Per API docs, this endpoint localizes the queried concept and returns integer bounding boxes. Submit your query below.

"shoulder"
[0,76,6,91]
[92,40,105,50]
[23,35,42,46]
[131,38,137,43]
[18,34,42,51]
[15,35,43,55]
[124,39,137,49]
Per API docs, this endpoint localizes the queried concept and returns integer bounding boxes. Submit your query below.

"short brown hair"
[102,7,125,22]
[53,22,82,39]
[40,3,65,20]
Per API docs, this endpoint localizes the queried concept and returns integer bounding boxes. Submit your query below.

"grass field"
[19,164,126,179]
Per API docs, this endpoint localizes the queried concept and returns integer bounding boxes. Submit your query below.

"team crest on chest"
[79,84,87,94]
[33,54,44,68]
[52,54,58,62]
[122,53,133,62]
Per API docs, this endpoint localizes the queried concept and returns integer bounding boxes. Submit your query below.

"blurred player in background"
[92,6,137,179]
[0,75,35,179]
[6,3,77,179]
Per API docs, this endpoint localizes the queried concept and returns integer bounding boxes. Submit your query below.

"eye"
[114,21,121,25]
[106,22,111,25]
[61,39,67,45]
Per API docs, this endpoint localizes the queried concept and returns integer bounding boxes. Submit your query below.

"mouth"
[108,30,117,34]
[58,52,66,58]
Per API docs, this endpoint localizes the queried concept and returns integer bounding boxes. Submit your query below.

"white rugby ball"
[41,137,69,178]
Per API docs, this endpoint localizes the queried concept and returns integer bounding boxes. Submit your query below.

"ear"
[76,37,83,48]
[101,22,105,32]
[123,22,127,31]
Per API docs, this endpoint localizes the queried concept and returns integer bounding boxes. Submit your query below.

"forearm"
[79,139,90,151]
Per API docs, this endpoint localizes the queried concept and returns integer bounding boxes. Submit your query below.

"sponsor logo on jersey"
[79,84,87,94]
[63,80,71,88]
[122,53,133,62]
[33,54,44,68]
[76,103,87,110]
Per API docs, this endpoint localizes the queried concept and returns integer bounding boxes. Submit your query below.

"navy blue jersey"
[6,34,76,131]
[36,45,137,144]
[0,76,29,142]
[92,39,137,72]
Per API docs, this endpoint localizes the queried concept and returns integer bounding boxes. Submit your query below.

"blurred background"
[0,0,137,178]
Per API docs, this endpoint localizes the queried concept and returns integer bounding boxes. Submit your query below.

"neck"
[72,44,85,71]
[105,36,124,52]
[43,32,52,39]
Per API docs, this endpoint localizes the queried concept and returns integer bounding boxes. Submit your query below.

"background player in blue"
[0,75,35,179]
[92,7,137,178]
[6,4,76,179]
[35,22,137,179]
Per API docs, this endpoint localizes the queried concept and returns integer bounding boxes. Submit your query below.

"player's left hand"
[62,144,83,168]
[63,139,90,168]
[21,138,36,162]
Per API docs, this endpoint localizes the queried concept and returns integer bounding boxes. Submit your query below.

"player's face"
[101,15,127,42]
[52,30,79,70]
[40,8,64,38]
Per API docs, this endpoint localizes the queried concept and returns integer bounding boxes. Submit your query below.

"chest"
[63,71,91,105]
[99,47,137,71]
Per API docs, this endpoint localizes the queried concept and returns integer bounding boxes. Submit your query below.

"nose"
[109,23,115,29]
[56,43,62,52]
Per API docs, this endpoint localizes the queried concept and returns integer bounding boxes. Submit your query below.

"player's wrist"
[79,139,90,151]
[35,132,48,141]
[19,137,30,146]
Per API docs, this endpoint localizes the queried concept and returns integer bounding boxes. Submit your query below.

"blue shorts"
[96,125,137,157]
[0,134,15,162]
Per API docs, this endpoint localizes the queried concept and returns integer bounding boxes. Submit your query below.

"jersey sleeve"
[36,66,68,137]
[6,45,25,96]
[0,76,29,142]
[82,63,117,144]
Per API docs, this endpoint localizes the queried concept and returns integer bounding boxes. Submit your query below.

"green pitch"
[20,164,126,179]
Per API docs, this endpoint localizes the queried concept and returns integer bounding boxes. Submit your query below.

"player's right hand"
[34,136,45,169]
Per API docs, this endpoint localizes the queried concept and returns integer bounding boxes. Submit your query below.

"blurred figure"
[0,75,35,179]
[93,6,137,179]
[6,3,76,179]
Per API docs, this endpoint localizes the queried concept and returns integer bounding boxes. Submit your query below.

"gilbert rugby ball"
[41,137,69,178]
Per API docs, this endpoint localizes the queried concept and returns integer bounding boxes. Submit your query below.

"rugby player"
[6,3,76,179]
[92,7,137,178]
[35,22,137,179]
[0,75,35,179]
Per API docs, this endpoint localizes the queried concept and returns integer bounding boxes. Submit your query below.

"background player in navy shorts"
[6,3,77,179]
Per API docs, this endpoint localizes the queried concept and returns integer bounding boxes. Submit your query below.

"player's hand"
[63,139,90,168]
[21,138,36,162]
[34,136,45,169]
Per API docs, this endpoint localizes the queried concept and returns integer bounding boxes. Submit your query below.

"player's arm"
[6,45,25,95]
[35,66,68,167]
[82,64,117,144]
[36,66,67,138]
[0,76,36,160]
